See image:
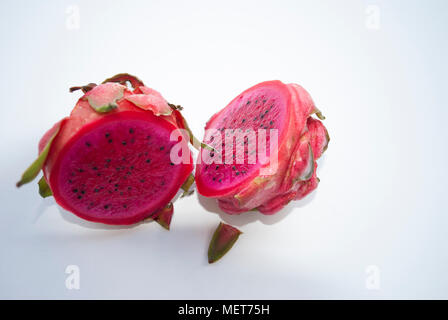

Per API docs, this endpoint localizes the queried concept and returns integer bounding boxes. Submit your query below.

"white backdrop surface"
[0,0,447,299]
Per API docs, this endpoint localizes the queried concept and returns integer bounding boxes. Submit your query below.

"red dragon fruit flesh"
[17,74,195,225]
[195,80,329,215]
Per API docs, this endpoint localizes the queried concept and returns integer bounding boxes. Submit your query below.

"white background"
[1,0,447,299]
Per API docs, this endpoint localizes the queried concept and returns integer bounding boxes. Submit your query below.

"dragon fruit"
[17,74,195,225]
[195,81,329,214]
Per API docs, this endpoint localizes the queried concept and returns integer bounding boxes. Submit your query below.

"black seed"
[246,101,250,105]
[261,114,264,119]
[116,167,120,171]
[265,109,269,114]
[108,139,113,143]
[236,172,240,176]
[77,195,82,199]
[232,166,236,170]
[140,179,145,183]
[212,177,216,181]
[94,188,99,193]
[105,133,110,138]
[104,205,109,209]
[129,128,134,134]
[242,119,246,123]
[78,169,84,173]
[106,159,111,163]
[218,179,222,183]
[108,179,112,183]
[72,189,78,193]
[146,159,151,163]
[263,99,267,103]
[216,166,219,170]
[210,152,215,158]
[68,179,72,184]
[130,165,134,170]
[114,184,119,188]
[128,187,132,190]
[81,190,85,194]
[93,166,98,170]
[170,162,174,166]
[85,142,91,147]
[270,121,274,125]
[160,146,165,151]
[126,171,131,175]
[123,204,127,208]
[146,135,151,140]
[114,188,118,192]
[97,173,101,177]
[254,116,258,121]
[122,141,127,145]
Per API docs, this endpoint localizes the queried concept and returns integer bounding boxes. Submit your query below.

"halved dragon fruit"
[17,74,194,225]
[195,81,329,214]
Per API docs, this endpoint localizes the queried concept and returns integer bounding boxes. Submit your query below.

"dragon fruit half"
[17,74,195,226]
[195,80,329,214]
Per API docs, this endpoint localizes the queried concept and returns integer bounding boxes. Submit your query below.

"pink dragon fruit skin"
[195,81,329,215]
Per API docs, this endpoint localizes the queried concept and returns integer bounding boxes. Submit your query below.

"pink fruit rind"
[196,80,329,215]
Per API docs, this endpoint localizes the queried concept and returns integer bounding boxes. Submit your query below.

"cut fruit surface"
[51,111,191,224]
[196,81,290,197]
